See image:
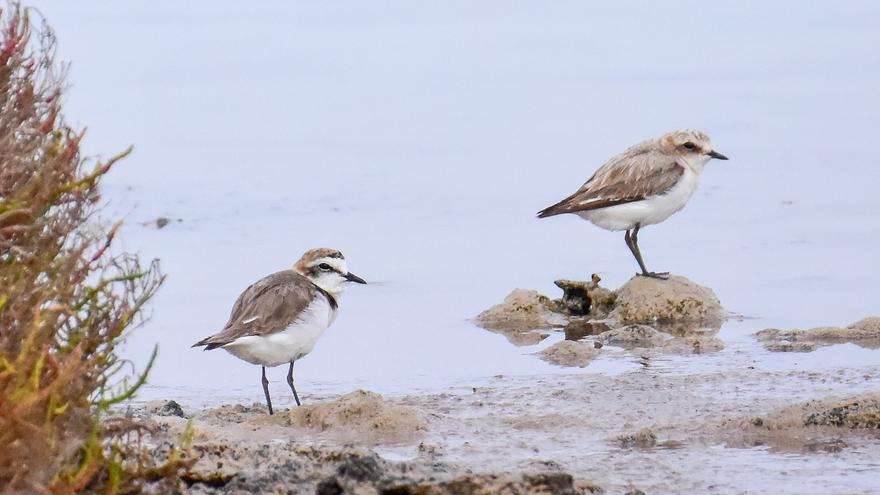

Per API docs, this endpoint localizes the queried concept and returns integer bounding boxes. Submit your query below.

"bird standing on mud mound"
[537,129,728,279]
[193,248,366,415]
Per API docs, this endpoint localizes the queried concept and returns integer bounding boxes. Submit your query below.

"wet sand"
[128,364,880,494]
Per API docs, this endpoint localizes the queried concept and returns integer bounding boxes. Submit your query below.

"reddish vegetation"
[0,6,182,493]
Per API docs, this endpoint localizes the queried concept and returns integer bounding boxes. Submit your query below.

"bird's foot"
[638,271,670,280]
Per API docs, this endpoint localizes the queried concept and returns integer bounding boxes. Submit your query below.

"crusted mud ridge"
[717,392,880,453]
[755,317,880,352]
[473,273,726,365]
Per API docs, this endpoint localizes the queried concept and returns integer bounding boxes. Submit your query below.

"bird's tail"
[191,336,221,350]
[536,203,564,218]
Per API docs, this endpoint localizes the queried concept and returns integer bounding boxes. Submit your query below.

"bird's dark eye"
[682,142,696,150]
[318,263,332,270]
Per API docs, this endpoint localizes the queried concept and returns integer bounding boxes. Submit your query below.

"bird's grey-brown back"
[193,270,330,350]
[538,129,723,218]
[193,247,366,351]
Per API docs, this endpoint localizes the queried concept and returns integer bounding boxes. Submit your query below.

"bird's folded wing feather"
[538,150,684,217]
[197,271,318,347]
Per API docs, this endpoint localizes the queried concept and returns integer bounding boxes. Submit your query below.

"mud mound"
[756,316,880,352]
[199,403,269,423]
[376,472,584,495]
[536,340,599,367]
[610,275,724,324]
[260,390,427,445]
[473,289,567,332]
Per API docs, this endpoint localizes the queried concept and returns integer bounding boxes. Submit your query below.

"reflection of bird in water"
[538,129,728,278]
[192,248,366,415]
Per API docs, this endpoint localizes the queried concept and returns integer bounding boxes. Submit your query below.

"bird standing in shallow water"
[193,248,366,415]
[538,129,728,279]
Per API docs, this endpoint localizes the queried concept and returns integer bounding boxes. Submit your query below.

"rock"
[146,399,186,418]
[550,274,616,317]
[262,390,427,445]
[616,428,657,448]
[536,340,599,368]
[610,275,724,324]
[155,217,170,228]
[805,396,880,429]
[597,325,668,348]
[756,316,880,352]
[473,289,567,331]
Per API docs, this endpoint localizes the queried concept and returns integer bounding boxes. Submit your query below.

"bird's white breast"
[221,295,337,367]
[577,168,700,231]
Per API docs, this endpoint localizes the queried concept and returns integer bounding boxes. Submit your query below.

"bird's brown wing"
[537,150,685,218]
[193,270,325,349]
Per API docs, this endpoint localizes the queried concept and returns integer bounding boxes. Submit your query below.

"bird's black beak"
[344,272,367,284]
[707,150,729,160]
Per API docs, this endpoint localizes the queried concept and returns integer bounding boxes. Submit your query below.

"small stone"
[617,428,657,448]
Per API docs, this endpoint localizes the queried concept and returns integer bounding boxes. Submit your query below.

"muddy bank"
[127,392,600,494]
[756,317,880,352]
[124,364,880,494]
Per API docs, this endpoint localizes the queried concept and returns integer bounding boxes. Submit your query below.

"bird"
[192,248,366,414]
[537,129,728,279]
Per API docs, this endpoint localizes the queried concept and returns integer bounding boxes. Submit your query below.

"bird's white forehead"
[312,256,348,273]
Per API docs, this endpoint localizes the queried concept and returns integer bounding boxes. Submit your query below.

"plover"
[537,129,728,279]
[192,248,366,414]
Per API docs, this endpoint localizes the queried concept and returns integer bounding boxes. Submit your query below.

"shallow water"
[33,1,880,491]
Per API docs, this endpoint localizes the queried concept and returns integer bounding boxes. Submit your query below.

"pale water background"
[35,2,879,404]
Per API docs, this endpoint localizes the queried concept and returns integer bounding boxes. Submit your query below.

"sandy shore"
[124,363,880,494]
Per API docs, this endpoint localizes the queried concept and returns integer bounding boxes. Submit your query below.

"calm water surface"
[35,1,880,402]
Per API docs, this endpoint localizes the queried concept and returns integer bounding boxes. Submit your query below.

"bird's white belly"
[578,170,699,231]
[221,297,335,367]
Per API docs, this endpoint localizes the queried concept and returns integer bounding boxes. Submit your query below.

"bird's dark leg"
[261,366,274,415]
[287,362,302,407]
[629,224,669,279]
[624,228,648,276]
